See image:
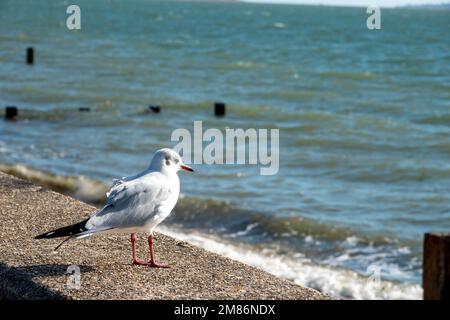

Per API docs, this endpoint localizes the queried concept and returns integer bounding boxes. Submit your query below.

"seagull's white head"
[149,148,194,175]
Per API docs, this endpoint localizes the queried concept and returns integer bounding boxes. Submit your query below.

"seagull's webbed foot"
[131,233,149,266]
[132,258,148,266]
[144,234,171,268]
[130,233,171,268]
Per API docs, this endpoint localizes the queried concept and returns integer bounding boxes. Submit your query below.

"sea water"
[1,0,449,299]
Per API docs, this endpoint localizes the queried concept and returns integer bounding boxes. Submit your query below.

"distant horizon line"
[184,0,450,9]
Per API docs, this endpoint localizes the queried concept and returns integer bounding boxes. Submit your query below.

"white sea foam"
[273,22,286,28]
[228,222,259,237]
[159,226,422,300]
[345,236,360,246]
[0,141,11,154]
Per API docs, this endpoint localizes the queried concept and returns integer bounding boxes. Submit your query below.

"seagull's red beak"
[180,164,194,172]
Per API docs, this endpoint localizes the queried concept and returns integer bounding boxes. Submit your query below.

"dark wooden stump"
[214,102,225,117]
[5,106,18,120]
[26,47,34,65]
[423,233,450,300]
[148,105,161,113]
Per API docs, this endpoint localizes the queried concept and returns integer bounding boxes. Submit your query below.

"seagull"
[35,148,194,268]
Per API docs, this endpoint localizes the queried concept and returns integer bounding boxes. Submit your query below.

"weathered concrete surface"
[0,171,330,300]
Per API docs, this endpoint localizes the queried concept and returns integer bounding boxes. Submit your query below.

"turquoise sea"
[1,0,450,299]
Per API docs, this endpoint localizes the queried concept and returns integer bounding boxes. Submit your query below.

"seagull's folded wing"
[84,174,171,233]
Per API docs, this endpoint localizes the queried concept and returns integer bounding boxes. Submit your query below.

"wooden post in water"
[5,106,18,120]
[214,102,225,117]
[148,105,161,113]
[26,47,34,65]
[423,233,450,300]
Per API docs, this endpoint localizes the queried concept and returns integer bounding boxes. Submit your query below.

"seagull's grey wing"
[84,174,171,232]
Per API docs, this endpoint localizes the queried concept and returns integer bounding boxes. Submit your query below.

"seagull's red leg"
[131,233,146,265]
[146,234,170,268]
